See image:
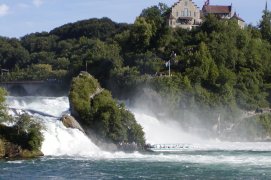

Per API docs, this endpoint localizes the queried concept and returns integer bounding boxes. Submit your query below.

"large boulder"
[61,114,85,133]
[69,72,145,150]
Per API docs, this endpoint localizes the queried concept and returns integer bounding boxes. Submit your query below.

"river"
[0,96,270,179]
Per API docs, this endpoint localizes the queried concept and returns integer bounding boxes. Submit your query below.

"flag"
[204,0,210,6]
[165,60,170,67]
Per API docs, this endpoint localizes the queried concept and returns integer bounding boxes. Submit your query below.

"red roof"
[203,5,232,14]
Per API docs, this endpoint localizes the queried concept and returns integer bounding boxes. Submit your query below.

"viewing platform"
[146,144,191,152]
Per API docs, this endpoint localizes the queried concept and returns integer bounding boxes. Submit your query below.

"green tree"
[130,17,154,52]
[0,88,8,123]
[15,113,44,150]
[259,7,271,41]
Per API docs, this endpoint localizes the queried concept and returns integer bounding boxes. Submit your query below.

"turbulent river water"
[1,96,271,179]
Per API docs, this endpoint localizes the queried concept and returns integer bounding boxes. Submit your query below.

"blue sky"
[0,0,268,38]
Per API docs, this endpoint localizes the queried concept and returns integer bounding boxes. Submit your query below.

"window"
[194,12,196,17]
[176,11,179,17]
[189,11,191,16]
[181,11,184,16]
[184,8,188,16]
[185,1,188,6]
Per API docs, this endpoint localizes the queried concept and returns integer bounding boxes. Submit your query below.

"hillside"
[0,4,271,140]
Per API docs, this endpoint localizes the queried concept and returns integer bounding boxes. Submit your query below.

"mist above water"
[132,109,204,144]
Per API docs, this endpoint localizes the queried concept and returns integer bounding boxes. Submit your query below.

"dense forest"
[1,3,271,139]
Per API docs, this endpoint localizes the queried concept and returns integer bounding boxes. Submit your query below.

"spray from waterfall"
[132,109,204,144]
[4,95,271,162]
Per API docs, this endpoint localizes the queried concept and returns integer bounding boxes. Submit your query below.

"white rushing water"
[6,96,101,157]
[4,96,271,166]
[132,109,204,144]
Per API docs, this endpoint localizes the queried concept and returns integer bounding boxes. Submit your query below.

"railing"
[0,79,63,84]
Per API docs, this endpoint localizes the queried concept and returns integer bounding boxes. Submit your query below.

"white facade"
[168,0,202,30]
[168,0,245,30]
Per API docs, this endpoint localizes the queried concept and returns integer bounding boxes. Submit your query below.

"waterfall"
[131,109,204,144]
[5,96,271,159]
[6,96,101,157]
[131,109,271,152]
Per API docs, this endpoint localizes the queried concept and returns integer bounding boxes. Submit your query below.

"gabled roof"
[171,0,200,10]
[231,12,245,22]
[203,5,232,14]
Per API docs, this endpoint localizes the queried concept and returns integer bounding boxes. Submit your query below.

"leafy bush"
[69,72,145,147]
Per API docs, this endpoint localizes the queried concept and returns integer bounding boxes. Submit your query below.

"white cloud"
[0,4,9,17]
[33,0,44,7]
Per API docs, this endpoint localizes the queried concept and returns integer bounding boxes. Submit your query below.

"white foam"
[4,96,271,167]
[6,96,101,157]
[7,160,24,164]
[41,116,100,156]
[132,109,204,144]
[6,96,69,117]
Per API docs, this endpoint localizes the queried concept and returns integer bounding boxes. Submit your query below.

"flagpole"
[169,51,176,77]
[169,61,171,77]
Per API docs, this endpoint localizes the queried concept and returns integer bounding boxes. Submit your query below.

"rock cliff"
[0,137,43,159]
[69,72,145,150]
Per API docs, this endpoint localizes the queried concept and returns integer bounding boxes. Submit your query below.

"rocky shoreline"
[0,131,43,159]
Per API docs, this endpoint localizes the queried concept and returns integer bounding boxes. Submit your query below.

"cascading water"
[4,96,271,164]
[132,108,271,152]
[6,96,101,157]
[3,96,271,179]
[132,109,203,144]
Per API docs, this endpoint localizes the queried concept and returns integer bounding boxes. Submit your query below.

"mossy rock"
[69,72,145,149]
[0,139,43,159]
[61,114,85,133]
[0,139,5,158]
[20,149,43,158]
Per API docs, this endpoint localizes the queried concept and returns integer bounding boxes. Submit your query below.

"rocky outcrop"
[4,142,21,158]
[0,124,44,159]
[69,72,146,150]
[61,114,85,133]
[0,138,43,158]
[0,139,5,157]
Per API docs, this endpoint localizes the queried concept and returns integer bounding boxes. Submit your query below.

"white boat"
[146,144,190,152]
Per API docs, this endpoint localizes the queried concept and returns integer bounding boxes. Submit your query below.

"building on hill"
[168,0,202,30]
[231,12,245,29]
[168,0,245,29]
[202,1,234,19]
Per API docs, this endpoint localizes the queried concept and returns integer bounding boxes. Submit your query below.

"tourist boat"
[146,144,190,152]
